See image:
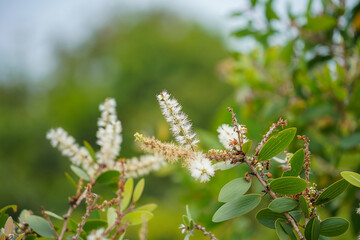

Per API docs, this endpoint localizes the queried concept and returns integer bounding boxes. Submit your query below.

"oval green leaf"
[107,207,117,228]
[70,165,90,181]
[136,203,157,212]
[95,170,120,185]
[26,215,56,239]
[4,217,14,235]
[16,233,25,240]
[258,128,297,162]
[242,140,252,153]
[120,178,134,211]
[0,205,17,215]
[305,217,320,240]
[83,219,107,233]
[283,149,305,177]
[275,220,288,240]
[123,211,153,225]
[133,178,145,202]
[270,177,307,195]
[268,197,298,213]
[314,179,349,205]
[299,195,310,218]
[319,217,349,237]
[212,194,261,222]
[255,208,288,229]
[44,211,63,220]
[218,178,251,202]
[83,140,97,163]
[340,171,360,188]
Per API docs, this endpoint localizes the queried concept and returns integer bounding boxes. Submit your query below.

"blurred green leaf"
[4,217,14,235]
[303,16,337,31]
[242,140,252,153]
[0,205,17,215]
[64,172,77,189]
[218,178,251,202]
[16,233,25,240]
[120,178,134,211]
[123,211,153,226]
[26,215,56,239]
[258,128,297,161]
[107,207,117,228]
[256,208,288,229]
[213,194,261,222]
[136,203,157,212]
[83,219,107,233]
[70,165,90,181]
[133,178,145,202]
[341,171,360,187]
[339,132,360,150]
[96,170,120,185]
[44,211,63,220]
[83,141,97,163]
[269,177,307,195]
[319,217,349,237]
[315,179,349,205]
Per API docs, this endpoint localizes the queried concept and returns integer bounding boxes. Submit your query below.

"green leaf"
[16,233,25,240]
[213,161,240,171]
[268,197,298,213]
[19,210,31,222]
[314,179,349,205]
[70,165,90,181]
[182,215,190,226]
[319,217,349,237]
[120,178,134,211]
[283,149,305,177]
[64,172,77,189]
[340,171,360,187]
[299,195,310,218]
[279,221,297,240]
[68,218,78,231]
[275,220,288,240]
[107,207,117,228]
[212,194,261,222]
[133,178,145,202]
[83,219,107,233]
[95,170,120,185]
[218,178,251,202]
[255,208,288,229]
[303,16,337,31]
[123,211,153,225]
[136,203,157,212]
[305,217,320,240]
[44,211,63,220]
[258,128,297,161]
[4,217,14,235]
[186,205,192,221]
[26,215,56,239]
[270,177,307,195]
[83,141,97,163]
[242,140,252,153]
[0,205,17,215]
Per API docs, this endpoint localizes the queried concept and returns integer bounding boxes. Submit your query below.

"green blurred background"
[1,0,360,239]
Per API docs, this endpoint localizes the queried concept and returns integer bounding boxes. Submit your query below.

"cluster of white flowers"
[114,154,166,178]
[188,153,215,183]
[96,98,122,167]
[157,90,199,147]
[217,124,248,149]
[47,98,166,179]
[46,128,95,173]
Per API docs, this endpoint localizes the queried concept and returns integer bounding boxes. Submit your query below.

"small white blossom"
[179,224,187,234]
[189,153,215,183]
[96,98,122,166]
[357,204,360,215]
[87,228,108,240]
[217,124,248,149]
[157,90,199,147]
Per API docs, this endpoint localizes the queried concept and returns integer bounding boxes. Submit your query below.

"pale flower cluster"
[157,90,199,147]
[87,228,108,240]
[217,124,248,149]
[96,98,122,167]
[189,153,215,183]
[47,98,166,179]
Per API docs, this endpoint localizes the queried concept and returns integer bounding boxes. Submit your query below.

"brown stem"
[41,207,59,239]
[194,223,217,240]
[244,157,305,240]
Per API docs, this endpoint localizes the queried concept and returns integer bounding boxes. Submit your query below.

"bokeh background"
[1,0,360,239]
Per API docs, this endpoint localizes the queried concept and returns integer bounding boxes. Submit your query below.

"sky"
[0,0,310,80]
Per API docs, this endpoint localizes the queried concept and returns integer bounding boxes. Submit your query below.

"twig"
[194,223,217,240]
[244,157,305,240]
